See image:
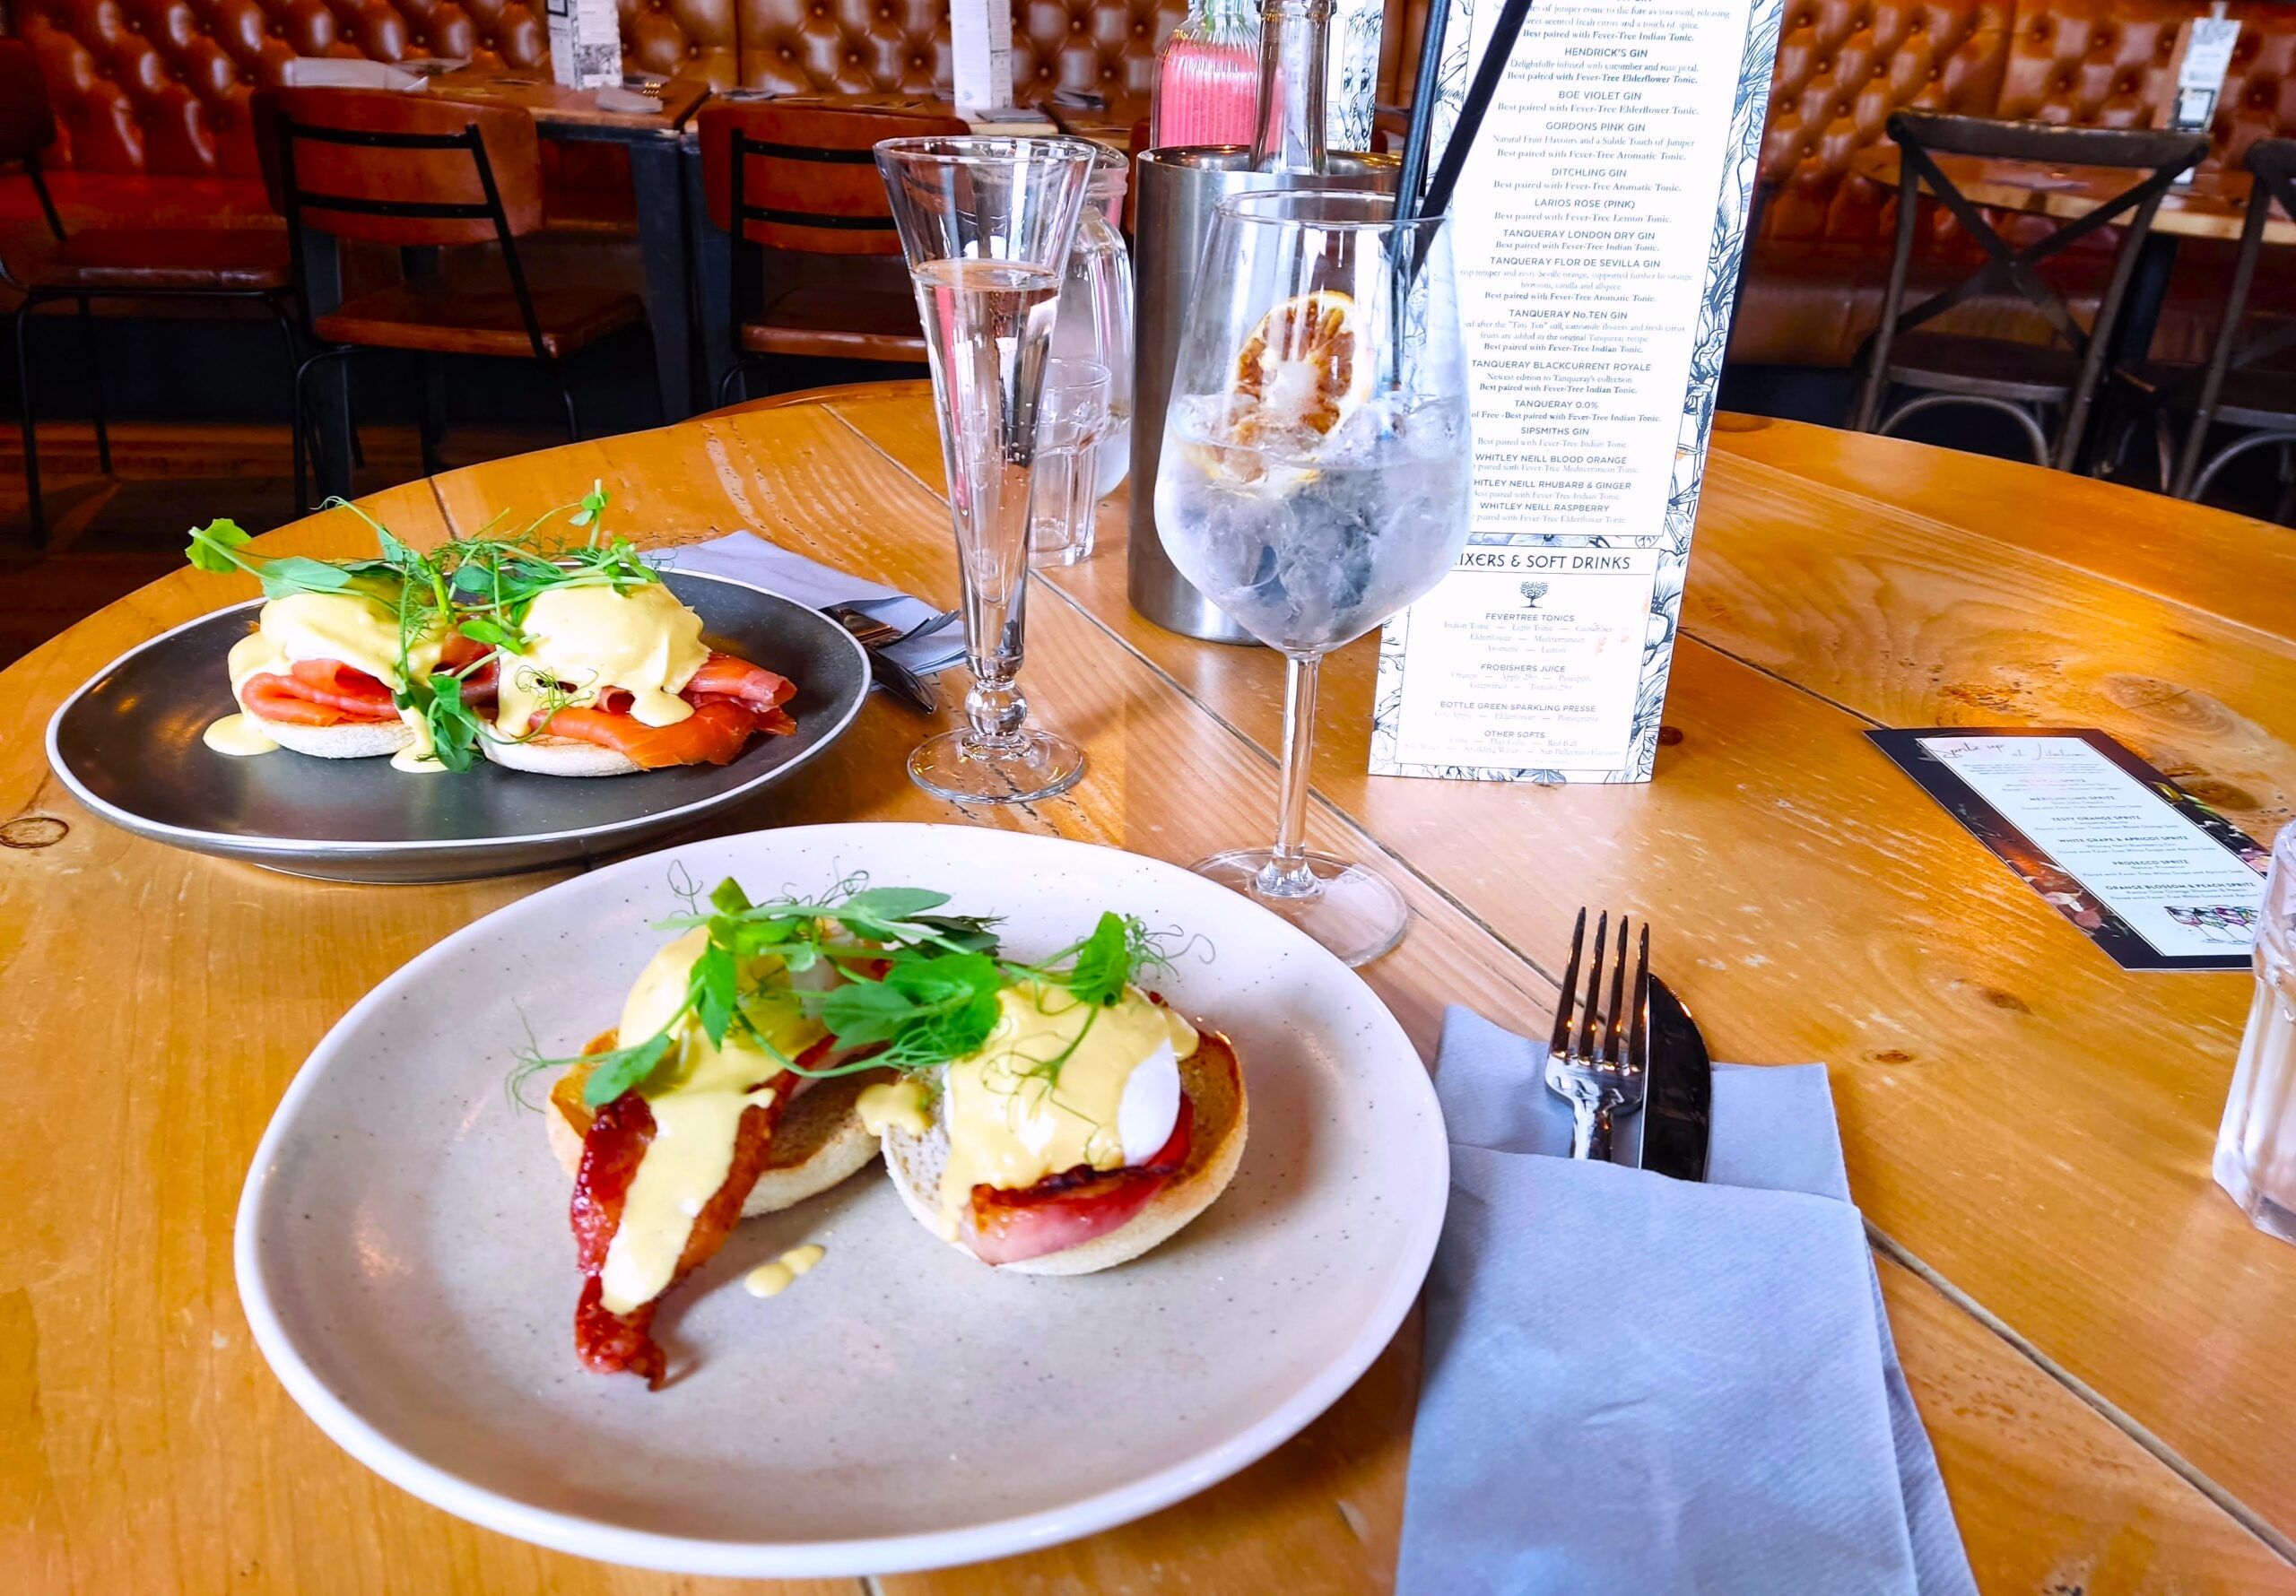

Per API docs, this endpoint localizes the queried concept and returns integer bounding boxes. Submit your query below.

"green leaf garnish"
[579,1031,676,1108]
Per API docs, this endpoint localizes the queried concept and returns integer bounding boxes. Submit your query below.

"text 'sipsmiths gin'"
[2218,826,2296,1243]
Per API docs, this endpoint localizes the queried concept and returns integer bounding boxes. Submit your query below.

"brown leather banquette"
[10,0,2296,367]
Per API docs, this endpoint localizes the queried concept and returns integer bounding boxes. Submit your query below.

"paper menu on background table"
[1868,728,2269,972]
[1370,0,1784,785]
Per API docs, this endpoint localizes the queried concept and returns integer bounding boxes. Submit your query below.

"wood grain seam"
[1711,449,2296,656]
[1867,1226,2296,1566]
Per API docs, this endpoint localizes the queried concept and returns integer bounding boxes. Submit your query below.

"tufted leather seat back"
[622,0,742,84]
[1761,1,2013,239]
[1,39,62,164]
[15,0,552,176]
[735,0,1178,99]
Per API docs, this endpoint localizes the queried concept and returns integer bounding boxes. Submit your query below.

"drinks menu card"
[1370,0,1783,783]
[1870,728,2269,973]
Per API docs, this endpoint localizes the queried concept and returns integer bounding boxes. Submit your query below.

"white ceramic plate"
[235,823,1448,1577]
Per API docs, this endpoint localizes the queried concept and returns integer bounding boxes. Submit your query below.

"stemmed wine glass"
[874,135,1100,803]
[1153,189,1472,965]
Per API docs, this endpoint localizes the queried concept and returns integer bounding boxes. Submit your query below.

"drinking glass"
[875,135,1098,803]
[1049,149,1135,504]
[2219,825,2296,1243]
[1028,358,1111,567]
[1154,189,1472,964]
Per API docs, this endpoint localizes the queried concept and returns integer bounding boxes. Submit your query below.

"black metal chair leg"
[14,297,45,545]
[416,353,447,477]
[715,360,749,410]
[265,301,306,514]
[556,367,580,444]
[75,296,110,475]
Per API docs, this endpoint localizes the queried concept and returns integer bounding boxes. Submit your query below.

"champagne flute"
[875,135,1099,803]
[1153,189,1472,965]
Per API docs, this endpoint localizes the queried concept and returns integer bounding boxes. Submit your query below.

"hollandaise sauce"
[743,1243,826,1299]
[596,927,827,1315]
[494,582,708,740]
[219,590,450,771]
[937,983,1197,1230]
[857,1077,934,1138]
[201,713,279,756]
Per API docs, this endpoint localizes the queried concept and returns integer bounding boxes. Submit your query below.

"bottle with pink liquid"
[1151,0,1263,148]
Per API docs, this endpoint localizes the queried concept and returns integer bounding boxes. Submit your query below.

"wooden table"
[8,386,2296,1592]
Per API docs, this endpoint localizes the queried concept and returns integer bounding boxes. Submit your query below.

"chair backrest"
[0,39,58,167]
[2172,137,2296,495]
[697,101,970,256]
[255,87,544,247]
[1879,110,2206,354]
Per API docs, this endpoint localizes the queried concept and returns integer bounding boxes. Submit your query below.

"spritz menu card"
[1370,0,1783,783]
[1870,729,2269,972]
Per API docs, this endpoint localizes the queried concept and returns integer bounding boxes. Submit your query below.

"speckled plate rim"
[231,823,1450,1578]
[42,570,871,861]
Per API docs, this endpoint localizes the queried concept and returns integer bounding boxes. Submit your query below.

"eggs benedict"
[529,875,1002,1384]
[873,919,1248,1275]
[483,578,799,777]
[214,586,484,770]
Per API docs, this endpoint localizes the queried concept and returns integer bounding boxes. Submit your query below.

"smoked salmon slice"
[535,698,765,769]
[683,653,796,714]
[524,652,799,768]
[239,659,399,725]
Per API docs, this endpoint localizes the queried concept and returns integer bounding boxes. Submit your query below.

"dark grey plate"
[45,572,870,884]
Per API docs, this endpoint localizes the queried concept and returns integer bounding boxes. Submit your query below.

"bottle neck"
[1251,0,1330,175]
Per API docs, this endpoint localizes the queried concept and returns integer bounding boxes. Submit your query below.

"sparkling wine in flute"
[910,258,1064,698]
[875,134,1096,805]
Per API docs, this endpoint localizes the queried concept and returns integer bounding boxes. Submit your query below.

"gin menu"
[1370,0,1783,782]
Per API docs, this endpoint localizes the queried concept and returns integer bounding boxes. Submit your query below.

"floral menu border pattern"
[1368,0,1786,784]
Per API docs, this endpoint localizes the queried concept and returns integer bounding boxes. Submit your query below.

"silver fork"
[1543,908,1651,1161]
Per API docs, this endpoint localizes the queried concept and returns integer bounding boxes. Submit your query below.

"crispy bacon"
[567,1033,836,1386]
[965,1096,1196,1265]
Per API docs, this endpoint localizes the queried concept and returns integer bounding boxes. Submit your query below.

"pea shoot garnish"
[183,485,665,773]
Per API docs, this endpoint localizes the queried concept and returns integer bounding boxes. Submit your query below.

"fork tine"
[1625,921,1651,1067]
[1603,915,1631,1063]
[1576,911,1608,1061]
[1549,906,1587,1056]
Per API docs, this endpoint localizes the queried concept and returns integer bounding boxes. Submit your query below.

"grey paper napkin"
[1397,1007,1975,1596]
[652,533,965,675]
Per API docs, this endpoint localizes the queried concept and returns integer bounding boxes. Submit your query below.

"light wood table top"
[7,385,2296,1592]
[1850,143,2295,245]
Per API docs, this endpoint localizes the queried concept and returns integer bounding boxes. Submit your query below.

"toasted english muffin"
[880,1029,1248,1276]
[548,1040,891,1216]
[483,734,646,779]
[234,685,413,759]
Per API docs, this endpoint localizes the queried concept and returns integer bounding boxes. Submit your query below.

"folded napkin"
[283,57,427,91]
[1398,1008,1976,1596]
[652,533,966,676]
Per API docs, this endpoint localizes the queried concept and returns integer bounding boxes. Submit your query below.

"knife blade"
[865,650,937,715]
[1641,975,1711,1183]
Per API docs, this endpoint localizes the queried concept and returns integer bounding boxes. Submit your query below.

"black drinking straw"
[1413,0,1537,236]
[1392,1,1453,226]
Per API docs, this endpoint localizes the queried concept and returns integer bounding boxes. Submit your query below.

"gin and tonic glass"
[1154,189,1472,964]
[875,135,1098,802]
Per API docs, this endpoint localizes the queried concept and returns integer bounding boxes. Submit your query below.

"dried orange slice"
[1229,290,1370,445]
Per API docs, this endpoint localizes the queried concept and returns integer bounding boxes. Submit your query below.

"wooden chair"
[257,87,647,509]
[1852,112,2207,472]
[695,103,970,408]
[1,39,295,544]
[2161,138,2296,510]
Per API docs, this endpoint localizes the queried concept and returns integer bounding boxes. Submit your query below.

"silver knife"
[1640,976,1711,1183]
[824,603,939,715]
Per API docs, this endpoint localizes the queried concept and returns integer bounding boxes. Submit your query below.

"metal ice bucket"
[1129,147,1396,644]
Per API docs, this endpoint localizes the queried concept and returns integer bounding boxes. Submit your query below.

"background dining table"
[4,382,2295,1592]
[1847,142,2295,386]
